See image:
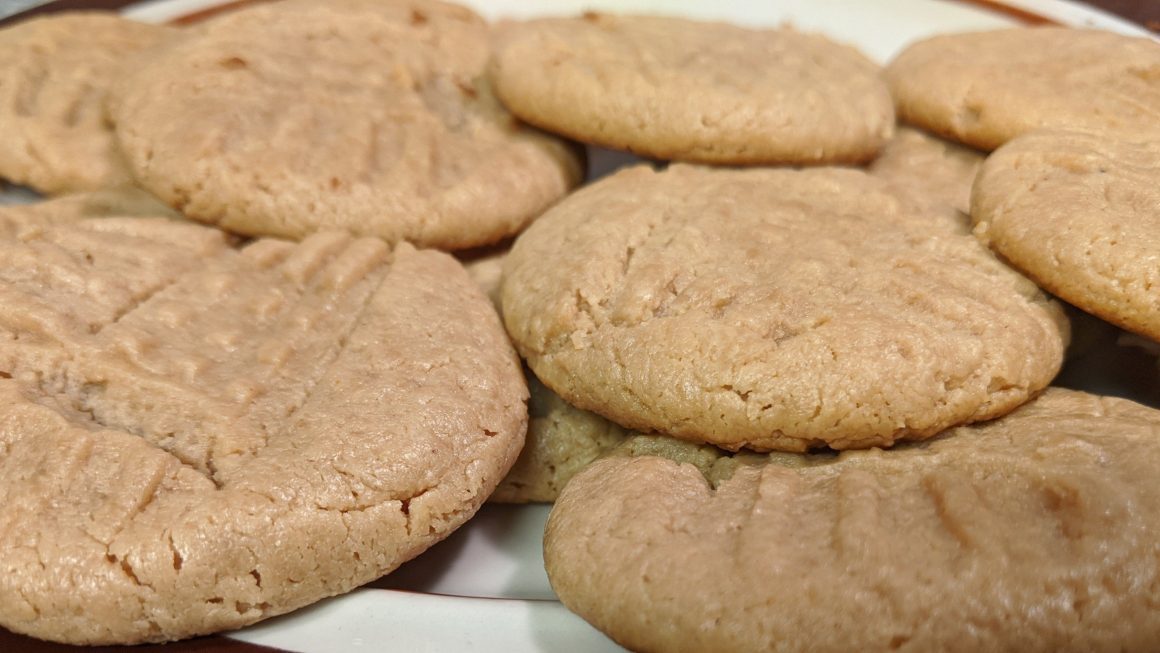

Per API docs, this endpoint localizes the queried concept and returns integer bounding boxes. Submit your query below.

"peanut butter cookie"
[546,389,1160,652]
[885,28,1160,151]
[503,164,1068,452]
[111,0,581,248]
[0,13,172,193]
[491,13,893,164]
[0,212,526,644]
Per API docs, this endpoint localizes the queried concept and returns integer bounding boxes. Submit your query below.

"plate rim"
[0,0,1152,651]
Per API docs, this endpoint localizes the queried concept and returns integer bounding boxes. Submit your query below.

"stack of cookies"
[1,0,1159,650]
[0,0,574,645]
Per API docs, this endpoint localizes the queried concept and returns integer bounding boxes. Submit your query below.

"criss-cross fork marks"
[0,219,391,484]
[0,14,168,123]
[546,393,1160,652]
[0,15,174,194]
[0,209,529,644]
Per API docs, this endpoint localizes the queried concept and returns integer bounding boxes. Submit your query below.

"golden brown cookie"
[885,28,1160,151]
[111,0,581,249]
[491,13,894,164]
[503,164,1068,452]
[972,129,1160,343]
[0,212,526,644]
[546,388,1160,652]
[0,13,172,194]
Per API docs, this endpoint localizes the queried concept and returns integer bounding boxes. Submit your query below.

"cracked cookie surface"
[502,164,1068,451]
[0,211,527,644]
[885,28,1160,151]
[546,389,1160,653]
[467,247,765,503]
[110,0,582,249]
[973,129,1160,343]
[490,13,894,165]
[465,250,632,503]
[0,13,172,194]
[490,372,632,503]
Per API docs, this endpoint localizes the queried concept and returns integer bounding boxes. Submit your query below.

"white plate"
[5,1,1155,651]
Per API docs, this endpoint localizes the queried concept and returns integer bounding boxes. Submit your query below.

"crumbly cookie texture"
[604,433,815,487]
[973,128,1160,343]
[495,423,811,504]
[463,249,633,503]
[885,27,1160,151]
[491,373,631,503]
[490,13,894,164]
[868,125,983,230]
[111,0,581,249]
[503,164,1068,452]
[546,389,1160,653]
[0,13,173,194]
[0,214,526,644]
[494,382,811,501]
[467,247,758,503]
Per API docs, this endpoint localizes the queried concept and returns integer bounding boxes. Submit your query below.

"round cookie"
[546,388,1160,653]
[868,125,983,231]
[0,13,173,194]
[503,164,1068,452]
[490,13,894,165]
[972,129,1160,343]
[111,0,582,249]
[0,214,527,643]
[885,28,1160,151]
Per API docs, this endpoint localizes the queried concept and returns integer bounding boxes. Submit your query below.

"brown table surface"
[1091,0,1160,31]
[0,0,1157,651]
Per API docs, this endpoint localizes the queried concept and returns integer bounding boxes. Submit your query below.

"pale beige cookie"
[0,13,173,194]
[546,388,1160,653]
[111,0,582,249]
[463,249,634,503]
[0,215,526,644]
[868,125,983,231]
[503,164,1068,452]
[490,13,894,165]
[885,28,1160,151]
[491,374,632,503]
[973,129,1160,343]
[495,424,809,504]
[606,432,816,487]
[493,376,787,503]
